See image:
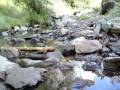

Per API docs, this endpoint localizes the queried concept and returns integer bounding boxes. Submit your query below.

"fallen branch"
[17,47,54,52]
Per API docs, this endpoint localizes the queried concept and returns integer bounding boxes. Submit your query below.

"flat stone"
[72,37,102,53]
[5,67,42,89]
[0,47,19,59]
[47,50,66,62]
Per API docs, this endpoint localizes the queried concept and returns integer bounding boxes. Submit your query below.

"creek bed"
[25,61,120,90]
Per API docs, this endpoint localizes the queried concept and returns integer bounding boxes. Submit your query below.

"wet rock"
[59,61,75,71]
[0,47,19,60]
[72,37,102,53]
[72,78,94,89]
[0,55,19,80]
[82,62,100,71]
[56,42,75,56]
[46,69,65,89]
[5,66,42,89]
[0,82,11,90]
[25,53,48,60]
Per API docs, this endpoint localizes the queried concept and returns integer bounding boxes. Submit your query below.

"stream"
[26,61,120,90]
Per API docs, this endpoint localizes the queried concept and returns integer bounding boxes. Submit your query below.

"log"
[17,47,54,52]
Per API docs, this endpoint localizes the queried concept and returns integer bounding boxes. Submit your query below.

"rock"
[101,0,115,15]
[47,50,66,62]
[72,37,102,54]
[0,47,19,59]
[77,54,102,65]
[46,69,65,89]
[111,23,120,34]
[30,38,39,45]
[0,55,19,80]
[25,53,48,60]
[5,67,42,89]
[56,42,75,56]
[20,26,28,32]
[2,32,8,37]
[59,61,75,71]
[72,78,94,89]
[94,23,101,38]
[99,19,112,33]
[80,30,94,37]
[16,58,43,67]
[108,53,118,57]
[18,59,58,68]
[0,82,11,90]
[110,41,120,54]
[10,38,25,45]
[14,26,20,31]
[82,62,100,71]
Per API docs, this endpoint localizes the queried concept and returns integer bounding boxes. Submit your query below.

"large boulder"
[5,67,43,89]
[0,55,18,80]
[0,47,19,59]
[72,37,102,54]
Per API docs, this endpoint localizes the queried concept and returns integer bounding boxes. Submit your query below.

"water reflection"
[27,61,120,90]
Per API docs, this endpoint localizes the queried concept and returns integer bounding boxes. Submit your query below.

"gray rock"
[77,54,102,65]
[56,42,75,56]
[5,66,42,89]
[94,23,101,38]
[0,82,11,90]
[108,53,118,57]
[59,61,75,71]
[82,62,100,71]
[111,23,120,34]
[80,30,94,37]
[0,47,19,59]
[16,58,43,67]
[110,41,120,54]
[46,69,65,89]
[72,37,102,53]
[25,53,48,60]
[47,50,66,62]
[10,38,25,45]
[0,55,19,80]
[30,38,39,45]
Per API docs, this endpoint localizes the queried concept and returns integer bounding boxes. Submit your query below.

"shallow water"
[27,61,120,90]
